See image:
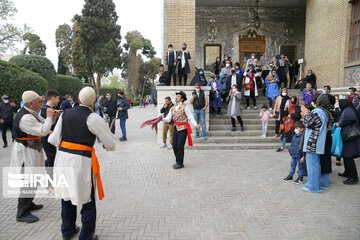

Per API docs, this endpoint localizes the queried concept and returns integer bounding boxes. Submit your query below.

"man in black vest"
[11,90,59,223]
[165,44,177,86]
[103,92,117,134]
[190,83,209,140]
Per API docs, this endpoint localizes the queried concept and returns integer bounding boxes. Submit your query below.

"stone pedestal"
[155,86,211,144]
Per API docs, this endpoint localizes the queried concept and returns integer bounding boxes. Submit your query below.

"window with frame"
[349,0,360,62]
[204,45,221,70]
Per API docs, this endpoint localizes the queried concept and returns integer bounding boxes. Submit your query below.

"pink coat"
[260,110,272,123]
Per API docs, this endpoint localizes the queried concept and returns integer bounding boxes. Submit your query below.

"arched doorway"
[239,34,266,68]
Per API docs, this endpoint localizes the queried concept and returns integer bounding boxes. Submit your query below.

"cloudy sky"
[12,0,163,69]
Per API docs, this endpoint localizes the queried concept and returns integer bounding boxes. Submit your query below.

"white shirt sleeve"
[87,113,116,151]
[48,113,63,147]
[19,114,53,137]
[162,108,173,123]
[185,106,197,127]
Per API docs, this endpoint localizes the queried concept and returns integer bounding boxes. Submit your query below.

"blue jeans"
[193,109,206,137]
[306,152,321,192]
[120,119,127,139]
[320,174,330,187]
[108,116,115,134]
[267,97,273,108]
[281,137,287,148]
[289,157,304,177]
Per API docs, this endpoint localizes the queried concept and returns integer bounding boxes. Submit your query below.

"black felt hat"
[175,91,187,102]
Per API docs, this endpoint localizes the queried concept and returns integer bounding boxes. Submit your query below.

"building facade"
[163,0,360,88]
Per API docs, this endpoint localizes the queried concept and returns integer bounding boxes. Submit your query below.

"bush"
[83,83,95,89]
[99,86,123,99]
[56,74,83,98]
[0,60,48,105]
[132,100,139,106]
[9,55,58,90]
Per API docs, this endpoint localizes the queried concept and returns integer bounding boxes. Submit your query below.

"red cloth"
[174,121,193,146]
[140,116,162,130]
[284,98,299,133]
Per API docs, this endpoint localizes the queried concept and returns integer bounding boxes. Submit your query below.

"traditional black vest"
[12,107,40,147]
[59,106,96,158]
[193,90,206,110]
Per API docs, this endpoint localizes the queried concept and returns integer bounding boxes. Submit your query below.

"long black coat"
[320,131,332,174]
[339,107,360,158]
[175,51,191,75]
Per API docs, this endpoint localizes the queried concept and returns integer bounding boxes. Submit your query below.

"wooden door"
[239,35,266,68]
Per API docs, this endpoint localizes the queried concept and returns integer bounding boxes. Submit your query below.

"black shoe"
[338,172,348,178]
[31,204,43,211]
[119,137,127,142]
[16,214,39,223]
[91,235,99,240]
[231,127,236,132]
[3,143,7,148]
[276,148,284,152]
[343,178,359,185]
[294,177,304,184]
[173,164,184,170]
[62,226,80,240]
[283,175,293,182]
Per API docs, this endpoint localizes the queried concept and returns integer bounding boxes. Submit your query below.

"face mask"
[294,129,300,135]
[226,64,230,68]
[231,70,236,73]
[251,56,255,59]
[322,90,327,94]
[291,101,296,105]
[4,100,9,104]
[216,59,220,62]
[169,48,173,52]
[347,92,351,96]
[182,47,186,51]
[199,72,203,75]
[282,93,287,96]
[262,108,266,111]
[106,96,111,100]
[311,102,316,107]
[232,88,237,93]
[196,89,200,92]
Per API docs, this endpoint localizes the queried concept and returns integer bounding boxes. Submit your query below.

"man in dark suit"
[159,64,170,86]
[103,92,118,134]
[226,67,243,91]
[60,94,72,110]
[175,43,191,86]
[165,44,177,86]
[297,70,316,90]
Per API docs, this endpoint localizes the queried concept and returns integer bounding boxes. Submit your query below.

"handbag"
[341,124,360,142]
[274,111,279,119]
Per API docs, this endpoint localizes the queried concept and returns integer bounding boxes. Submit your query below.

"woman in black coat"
[337,99,360,185]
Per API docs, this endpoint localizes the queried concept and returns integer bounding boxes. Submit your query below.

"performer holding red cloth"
[162,91,200,169]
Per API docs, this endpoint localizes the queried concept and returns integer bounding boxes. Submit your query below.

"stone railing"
[155,86,211,144]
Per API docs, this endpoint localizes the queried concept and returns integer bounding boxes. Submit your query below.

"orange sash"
[174,122,193,146]
[60,140,104,200]
[16,137,41,140]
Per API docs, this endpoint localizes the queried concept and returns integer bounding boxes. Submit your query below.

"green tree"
[57,53,67,74]
[74,0,122,94]
[22,32,46,56]
[71,18,87,80]
[0,0,25,54]
[55,23,73,74]
[137,57,160,98]
[122,31,156,97]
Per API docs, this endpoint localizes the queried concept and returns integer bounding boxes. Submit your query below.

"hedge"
[56,74,83,98]
[0,60,48,105]
[9,55,58,90]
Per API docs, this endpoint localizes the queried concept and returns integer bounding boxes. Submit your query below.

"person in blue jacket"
[117,91,130,142]
[283,121,305,184]
[265,69,279,110]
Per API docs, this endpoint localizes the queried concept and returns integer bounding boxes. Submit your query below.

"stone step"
[187,143,288,151]
[192,136,280,144]
[209,124,275,131]
[210,112,272,119]
[206,130,278,137]
[210,118,275,124]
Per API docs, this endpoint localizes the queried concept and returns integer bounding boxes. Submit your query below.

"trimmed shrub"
[0,60,48,105]
[83,83,95,89]
[56,74,83,98]
[132,100,139,106]
[9,55,58,90]
[99,87,123,99]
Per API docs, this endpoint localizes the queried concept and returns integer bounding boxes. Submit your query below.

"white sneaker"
[161,143,167,148]
[168,144,173,149]
[269,108,273,111]
[260,135,266,138]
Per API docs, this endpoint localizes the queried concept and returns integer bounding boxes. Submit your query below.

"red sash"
[174,121,193,146]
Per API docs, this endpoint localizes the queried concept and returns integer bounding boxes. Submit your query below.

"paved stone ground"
[0,106,359,240]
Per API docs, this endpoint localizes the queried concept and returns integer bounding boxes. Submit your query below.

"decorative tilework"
[345,65,360,86]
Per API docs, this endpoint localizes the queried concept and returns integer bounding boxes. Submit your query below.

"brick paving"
[0,106,359,240]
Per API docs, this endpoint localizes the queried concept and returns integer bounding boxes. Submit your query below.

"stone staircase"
[189,89,303,151]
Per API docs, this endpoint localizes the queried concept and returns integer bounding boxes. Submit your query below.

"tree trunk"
[96,73,102,96]
[88,75,95,87]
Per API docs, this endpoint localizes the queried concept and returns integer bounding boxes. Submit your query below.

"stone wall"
[305,0,353,87]
[195,7,306,69]
[163,0,196,84]
[155,86,211,144]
